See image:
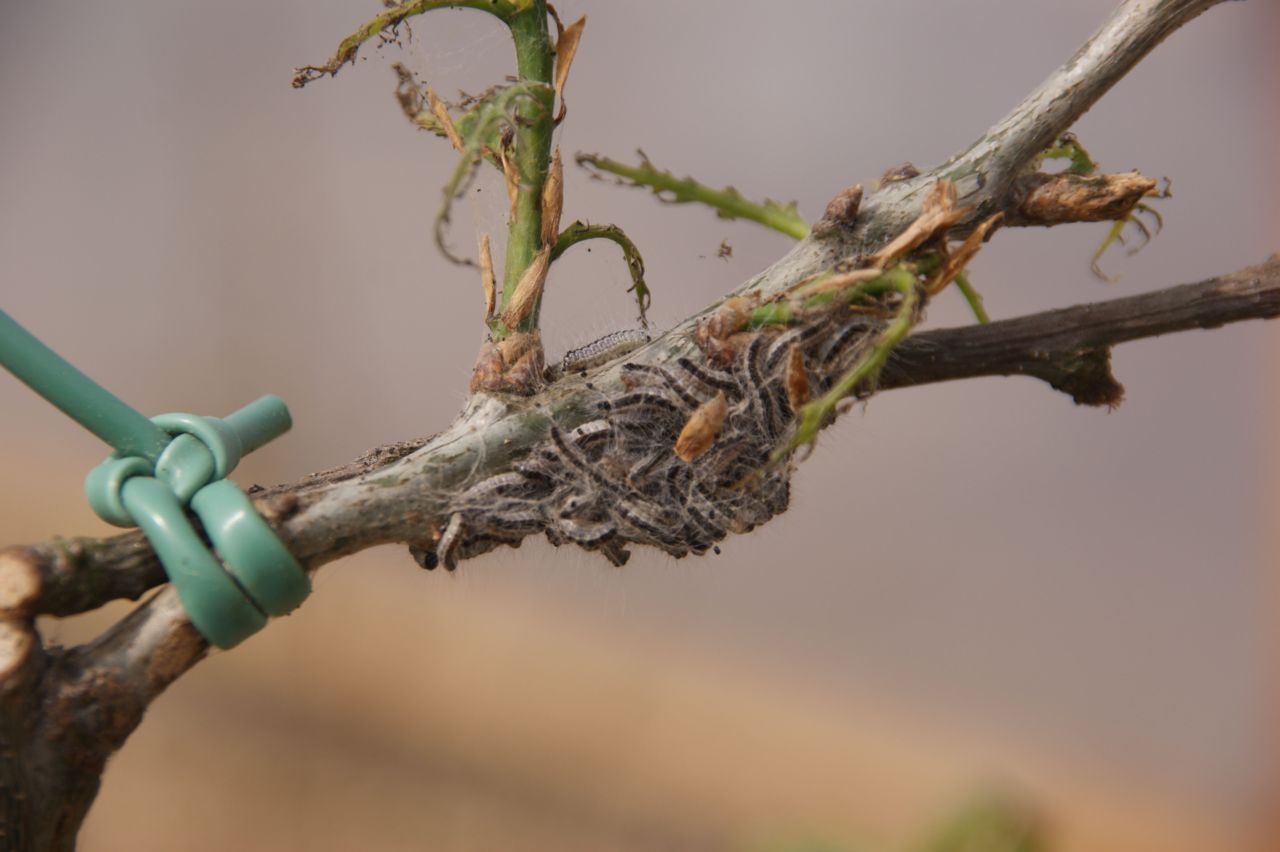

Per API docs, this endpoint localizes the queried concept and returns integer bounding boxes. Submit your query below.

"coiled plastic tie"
[0,309,309,648]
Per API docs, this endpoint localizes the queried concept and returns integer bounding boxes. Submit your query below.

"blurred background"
[2,1,1277,849]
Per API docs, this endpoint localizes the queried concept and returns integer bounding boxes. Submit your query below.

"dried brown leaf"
[699,297,754,340]
[546,3,565,37]
[675,391,728,462]
[426,88,463,151]
[784,346,810,412]
[499,246,552,330]
[930,213,1002,294]
[471,331,546,395]
[877,162,921,187]
[1009,171,1158,227]
[553,16,586,123]
[496,329,540,365]
[500,147,519,222]
[541,146,564,247]
[469,338,505,393]
[479,233,497,322]
[694,333,737,367]
[812,184,863,236]
[867,179,968,269]
[505,350,544,392]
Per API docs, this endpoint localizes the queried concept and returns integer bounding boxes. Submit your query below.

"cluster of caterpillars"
[417,304,886,571]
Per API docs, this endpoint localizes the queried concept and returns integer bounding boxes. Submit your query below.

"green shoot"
[552,222,651,327]
[577,151,811,239]
[774,266,920,460]
[1032,132,1097,176]
[292,1,518,89]
[433,80,552,267]
[953,270,990,323]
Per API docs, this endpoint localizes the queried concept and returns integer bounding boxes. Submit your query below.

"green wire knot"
[84,400,309,648]
[1,310,308,649]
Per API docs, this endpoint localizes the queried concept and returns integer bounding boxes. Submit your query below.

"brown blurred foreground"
[38,545,1255,852]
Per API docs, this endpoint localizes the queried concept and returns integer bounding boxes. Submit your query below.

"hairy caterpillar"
[551,328,651,377]
[424,306,892,571]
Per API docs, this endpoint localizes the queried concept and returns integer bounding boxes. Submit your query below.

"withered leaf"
[426,88,463,151]
[700,297,754,340]
[469,338,504,393]
[675,391,728,462]
[867,179,968,269]
[1011,171,1158,227]
[784,346,810,412]
[504,345,546,393]
[541,146,564,247]
[500,246,552,330]
[479,233,497,322]
[813,183,863,235]
[500,146,519,222]
[553,16,586,123]
[930,212,1002,294]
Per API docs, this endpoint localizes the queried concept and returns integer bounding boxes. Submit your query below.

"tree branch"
[843,0,1230,249]
[8,254,1277,620]
[6,254,1278,852]
[883,254,1280,402]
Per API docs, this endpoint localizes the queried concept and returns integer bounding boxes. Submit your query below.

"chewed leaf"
[394,67,505,169]
[454,86,513,166]
[775,267,920,461]
[426,88,463,151]
[292,0,518,88]
[551,221,652,327]
[576,151,810,240]
[478,233,497,322]
[1033,131,1098,176]
[434,81,552,265]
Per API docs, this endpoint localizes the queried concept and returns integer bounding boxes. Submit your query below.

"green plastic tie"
[0,310,170,461]
[0,309,309,648]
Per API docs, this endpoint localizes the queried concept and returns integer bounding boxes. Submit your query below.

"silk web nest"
[414,304,900,571]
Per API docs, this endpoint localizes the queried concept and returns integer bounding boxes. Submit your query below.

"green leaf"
[577,151,810,240]
[434,81,553,266]
[551,221,652,327]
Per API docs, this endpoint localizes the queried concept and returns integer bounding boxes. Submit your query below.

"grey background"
[1,1,1276,848]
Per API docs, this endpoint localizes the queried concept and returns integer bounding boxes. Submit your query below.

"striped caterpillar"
[418,307,887,571]
[550,328,651,378]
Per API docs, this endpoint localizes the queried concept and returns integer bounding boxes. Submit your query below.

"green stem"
[292,1,516,88]
[578,153,810,240]
[551,222,651,325]
[953,270,990,323]
[494,2,555,337]
[747,269,910,328]
[748,301,794,327]
[777,267,919,458]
